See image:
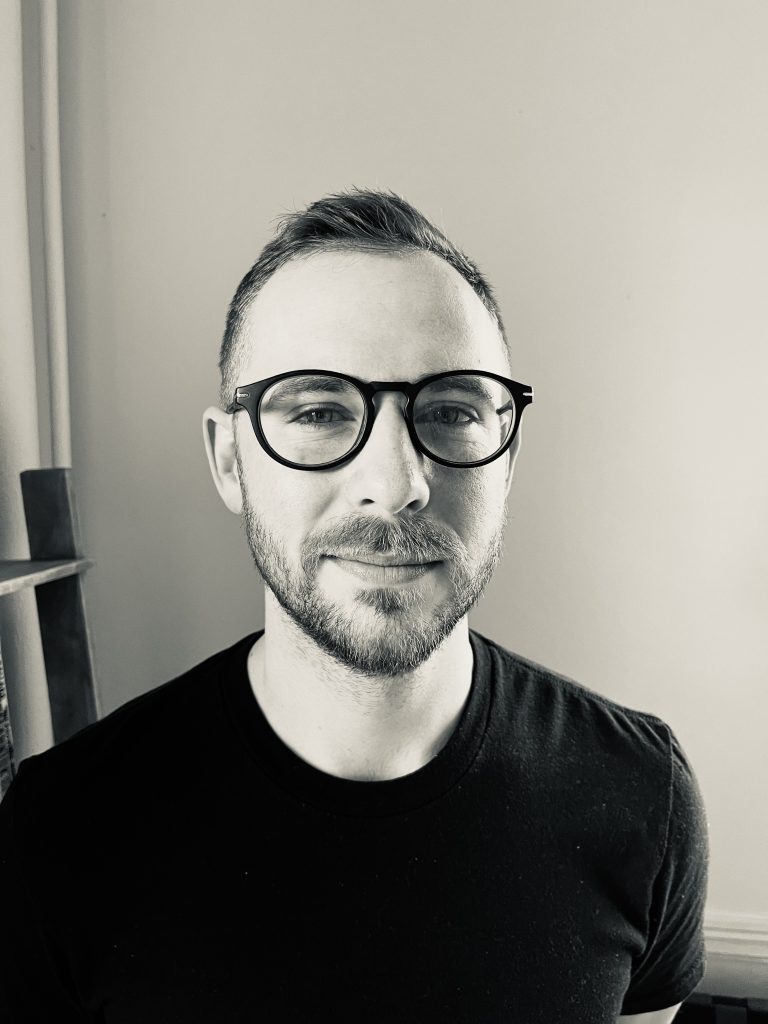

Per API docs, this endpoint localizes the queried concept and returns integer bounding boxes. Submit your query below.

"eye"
[289,405,356,426]
[416,404,479,426]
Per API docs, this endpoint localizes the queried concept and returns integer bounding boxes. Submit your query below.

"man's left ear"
[504,430,522,498]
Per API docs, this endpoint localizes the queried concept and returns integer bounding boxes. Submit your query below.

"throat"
[246,623,474,782]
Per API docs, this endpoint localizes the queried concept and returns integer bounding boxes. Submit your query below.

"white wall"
[0,0,52,765]
[56,0,767,977]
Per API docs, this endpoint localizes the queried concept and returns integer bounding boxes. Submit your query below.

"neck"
[247,593,474,781]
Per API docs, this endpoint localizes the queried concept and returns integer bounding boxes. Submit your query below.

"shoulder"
[471,629,708,882]
[473,628,673,743]
[470,629,691,806]
[7,632,259,838]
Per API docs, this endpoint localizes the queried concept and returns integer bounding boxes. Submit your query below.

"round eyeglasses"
[226,369,534,471]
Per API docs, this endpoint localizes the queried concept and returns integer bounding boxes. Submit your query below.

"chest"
[70,786,652,1022]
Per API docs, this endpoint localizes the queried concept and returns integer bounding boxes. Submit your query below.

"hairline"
[220,241,511,406]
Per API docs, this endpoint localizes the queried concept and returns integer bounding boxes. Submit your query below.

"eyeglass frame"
[225,368,534,471]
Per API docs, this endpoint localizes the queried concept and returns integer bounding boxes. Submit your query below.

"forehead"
[236,249,509,383]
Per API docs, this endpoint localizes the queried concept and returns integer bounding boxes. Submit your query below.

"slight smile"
[325,556,441,585]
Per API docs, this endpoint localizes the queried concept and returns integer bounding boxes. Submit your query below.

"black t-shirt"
[0,629,708,1022]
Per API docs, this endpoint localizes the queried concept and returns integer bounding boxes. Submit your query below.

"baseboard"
[705,911,768,961]
[700,912,768,998]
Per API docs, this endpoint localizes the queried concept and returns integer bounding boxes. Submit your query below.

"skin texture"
[204,249,521,780]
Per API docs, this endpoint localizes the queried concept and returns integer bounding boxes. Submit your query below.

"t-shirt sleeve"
[0,759,91,1023]
[619,724,709,1015]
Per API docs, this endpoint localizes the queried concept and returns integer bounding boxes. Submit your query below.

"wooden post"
[20,469,99,744]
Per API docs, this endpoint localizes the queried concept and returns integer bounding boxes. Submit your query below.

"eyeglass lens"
[258,374,516,467]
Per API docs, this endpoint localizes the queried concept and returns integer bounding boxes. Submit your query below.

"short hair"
[219,187,508,404]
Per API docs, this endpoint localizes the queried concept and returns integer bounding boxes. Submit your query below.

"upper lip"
[328,554,439,567]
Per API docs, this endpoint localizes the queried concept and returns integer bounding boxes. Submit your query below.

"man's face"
[231,249,518,676]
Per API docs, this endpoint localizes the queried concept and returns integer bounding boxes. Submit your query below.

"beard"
[239,480,506,678]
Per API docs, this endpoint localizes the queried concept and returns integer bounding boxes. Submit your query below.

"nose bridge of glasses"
[359,387,426,475]
[367,381,415,417]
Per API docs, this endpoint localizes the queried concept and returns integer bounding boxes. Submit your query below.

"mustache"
[301,514,463,568]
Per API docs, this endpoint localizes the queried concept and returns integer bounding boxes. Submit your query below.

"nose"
[343,393,430,516]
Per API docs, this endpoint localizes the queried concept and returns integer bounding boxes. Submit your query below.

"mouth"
[324,555,441,585]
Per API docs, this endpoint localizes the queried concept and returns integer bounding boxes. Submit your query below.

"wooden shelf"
[0,470,100,787]
[0,559,94,597]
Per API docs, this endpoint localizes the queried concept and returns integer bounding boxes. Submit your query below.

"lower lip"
[328,558,438,584]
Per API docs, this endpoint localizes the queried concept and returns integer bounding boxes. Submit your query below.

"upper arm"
[619,726,708,1016]
[618,1003,683,1024]
[0,763,89,1022]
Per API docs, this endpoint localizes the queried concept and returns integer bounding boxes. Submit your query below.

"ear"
[202,406,243,514]
[504,429,522,499]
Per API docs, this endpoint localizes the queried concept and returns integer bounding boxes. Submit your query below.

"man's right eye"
[289,406,354,425]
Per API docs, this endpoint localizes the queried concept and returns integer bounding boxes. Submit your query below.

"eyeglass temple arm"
[497,387,534,414]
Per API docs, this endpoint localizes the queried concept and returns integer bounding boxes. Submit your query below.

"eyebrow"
[426,377,497,402]
[260,373,503,409]
[262,376,355,409]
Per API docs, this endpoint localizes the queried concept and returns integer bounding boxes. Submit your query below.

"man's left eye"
[417,405,478,425]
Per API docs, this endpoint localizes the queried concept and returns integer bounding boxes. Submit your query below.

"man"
[0,189,707,1022]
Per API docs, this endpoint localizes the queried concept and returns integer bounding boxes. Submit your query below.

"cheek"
[440,466,508,541]
[448,462,507,512]
[240,450,332,540]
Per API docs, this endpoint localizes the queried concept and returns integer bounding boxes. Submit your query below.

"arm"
[0,761,89,1022]
[618,1003,683,1023]
[619,725,708,1018]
